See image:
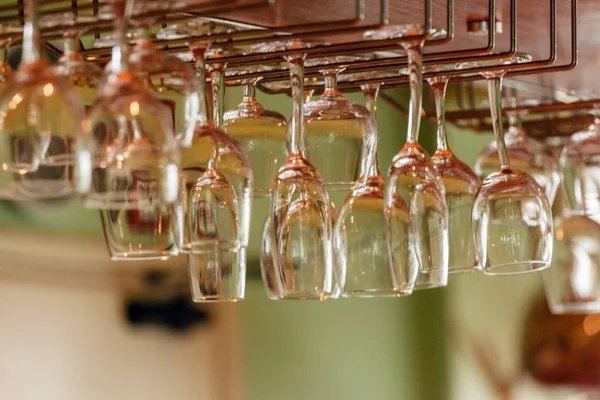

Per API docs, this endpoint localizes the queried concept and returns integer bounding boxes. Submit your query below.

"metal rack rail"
[0,0,587,137]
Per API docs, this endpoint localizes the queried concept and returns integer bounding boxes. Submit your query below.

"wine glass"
[426,68,481,274]
[0,0,84,201]
[254,40,333,300]
[16,14,103,203]
[207,47,241,126]
[223,65,288,198]
[559,105,600,213]
[364,25,449,291]
[41,13,103,93]
[176,40,252,302]
[259,216,281,299]
[543,210,600,314]
[474,97,560,206]
[129,18,199,148]
[96,12,199,261]
[258,79,315,298]
[77,0,180,210]
[0,25,22,83]
[333,72,405,297]
[100,204,179,260]
[303,56,375,192]
[457,55,553,275]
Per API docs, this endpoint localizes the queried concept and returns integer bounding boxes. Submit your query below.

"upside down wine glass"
[183,40,253,302]
[155,18,252,300]
[365,25,449,291]
[78,0,180,210]
[223,66,288,198]
[258,40,333,300]
[48,14,103,93]
[0,0,84,201]
[458,56,553,274]
[23,13,102,200]
[99,13,200,261]
[303,56,374,192]
[258,81,317,300]
[559,104,600,213]
[427,69,481,274]
[543,210,600,314]
[333,72,401,297]
[474,97,560,206]
[544,96,600,313]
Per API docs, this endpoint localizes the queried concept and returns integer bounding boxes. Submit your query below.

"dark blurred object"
[126,295,210,332]
[523,294,600,387]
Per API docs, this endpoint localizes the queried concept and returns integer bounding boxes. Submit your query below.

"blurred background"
[0,77,592,400]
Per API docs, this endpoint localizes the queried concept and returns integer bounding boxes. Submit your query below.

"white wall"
[0,270,239,400]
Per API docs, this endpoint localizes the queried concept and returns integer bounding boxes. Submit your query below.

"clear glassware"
[259,216,281,299]
[0,25,22,83]
[17,14,103,202]
[543,210,600,314]
[223,66,288,198]
[0,0,84,201]
[187,246,247,302]
[255,40,333,300]
[100,205,179,260]
[559,106,600,213]
[303,56,375,192]
[333,74,404,297]
[42,14,102,93]
[364,25,449,291]
[475,97,560,206]
[258,85,317,300]
[95,12,199,262]
[77,1,182,260]
[426,69,481,274]
[177,41,252,302]
[128,19,199,148]
[206,46,245,130]
[77,0,180,211]
[458,55,553,275]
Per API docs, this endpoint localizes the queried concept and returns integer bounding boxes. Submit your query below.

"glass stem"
[191,47,218,171]
[288,58,306,156]
[487,75,511,170]
[323,71,340,96]
[404,44,423,144]
[210,67,225,130]
[62,34,81,60]
[304,89,314,104]
[243,84,256,103]
[359,84,381,182]
[192,48,209,126]
[431,77,450,152]
[111,18,130,73]
[21,0,42,65]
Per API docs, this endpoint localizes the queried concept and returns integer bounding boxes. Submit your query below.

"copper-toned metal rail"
[254,0,515,92]
[446,99,599,121]
[78,0,371,58]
